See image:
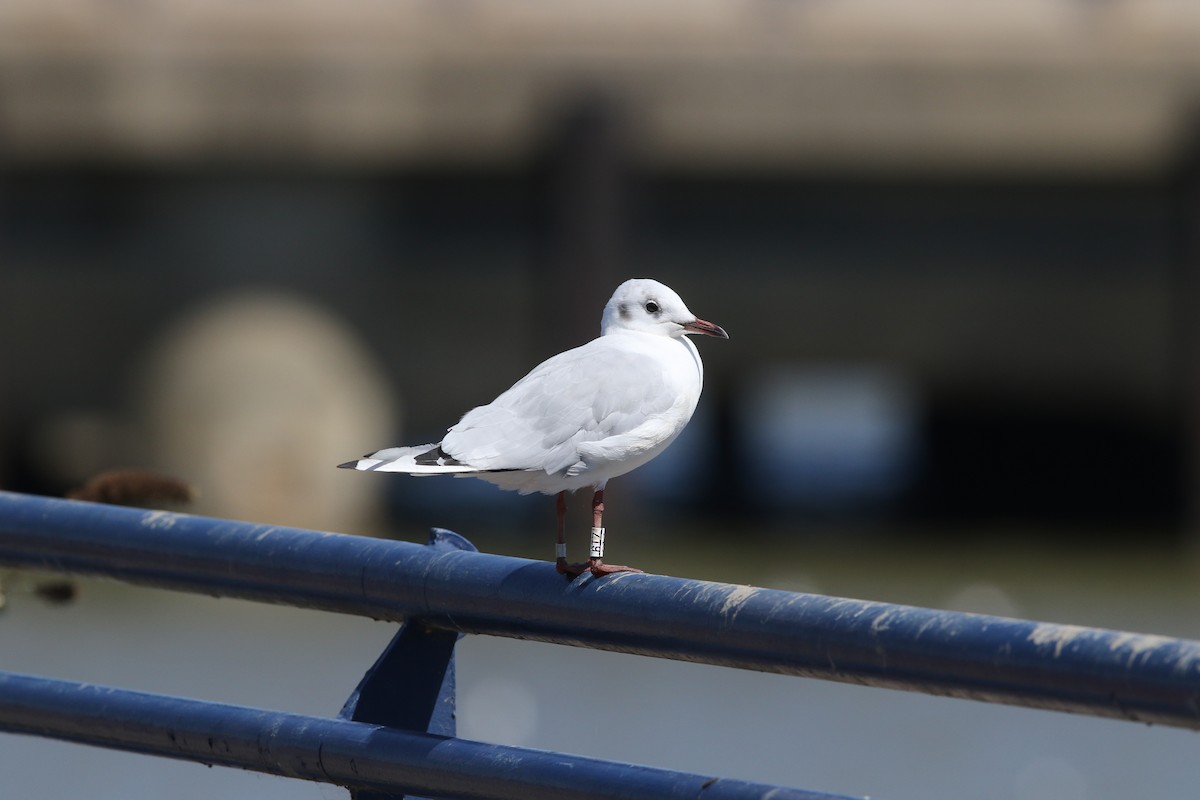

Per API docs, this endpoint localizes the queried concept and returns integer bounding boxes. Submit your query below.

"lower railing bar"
[0,671,849,800]
[1,491,1199,729]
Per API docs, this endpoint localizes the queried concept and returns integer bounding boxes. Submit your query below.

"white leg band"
[589,527,605,559]
[556,543,567,559]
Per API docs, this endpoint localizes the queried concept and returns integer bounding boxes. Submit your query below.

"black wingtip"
[336,460,360,470]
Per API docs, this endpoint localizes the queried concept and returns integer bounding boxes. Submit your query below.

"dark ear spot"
[618,302,630,320]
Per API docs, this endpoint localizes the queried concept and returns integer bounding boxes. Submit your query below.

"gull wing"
[441,337,680,475]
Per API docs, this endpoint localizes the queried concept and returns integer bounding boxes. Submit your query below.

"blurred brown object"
[1,470,195,612]
[66,469,196,509]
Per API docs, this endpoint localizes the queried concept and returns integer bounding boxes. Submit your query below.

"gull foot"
[556,557,644,578]
[556,558,591,578]
[588,558,643,577]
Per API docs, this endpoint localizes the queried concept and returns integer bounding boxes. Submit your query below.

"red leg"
[556,490,567,548]
[554,491,570,572]
[587,487,642,577]
[554,491,590,576]
[591,488,604,528]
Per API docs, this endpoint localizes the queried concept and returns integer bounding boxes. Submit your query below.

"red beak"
[682,318,729,339]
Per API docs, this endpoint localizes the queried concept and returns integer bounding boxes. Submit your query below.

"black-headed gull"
[339,278,728,577]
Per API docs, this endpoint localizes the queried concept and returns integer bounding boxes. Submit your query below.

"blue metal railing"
[0,490,1198,798]
[0,671,838,800]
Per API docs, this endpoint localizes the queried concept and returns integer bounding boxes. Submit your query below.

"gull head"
[601,278,729,340]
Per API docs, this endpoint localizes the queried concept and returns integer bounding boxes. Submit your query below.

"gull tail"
[337,443,478,474]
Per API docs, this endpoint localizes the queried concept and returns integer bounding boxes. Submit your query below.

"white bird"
[339,278,728,577]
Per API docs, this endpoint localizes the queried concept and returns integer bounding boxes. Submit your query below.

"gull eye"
[644,300,660,314]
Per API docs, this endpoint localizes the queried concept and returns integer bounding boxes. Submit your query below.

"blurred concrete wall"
[1,1,1199,171]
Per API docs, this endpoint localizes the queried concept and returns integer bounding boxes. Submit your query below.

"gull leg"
[587,488,642,577]
[554,491,570,572]
[554,491,589,576]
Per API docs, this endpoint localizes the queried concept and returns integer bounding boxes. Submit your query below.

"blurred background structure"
[3,3,1200,799]
[3,0,1199,538]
